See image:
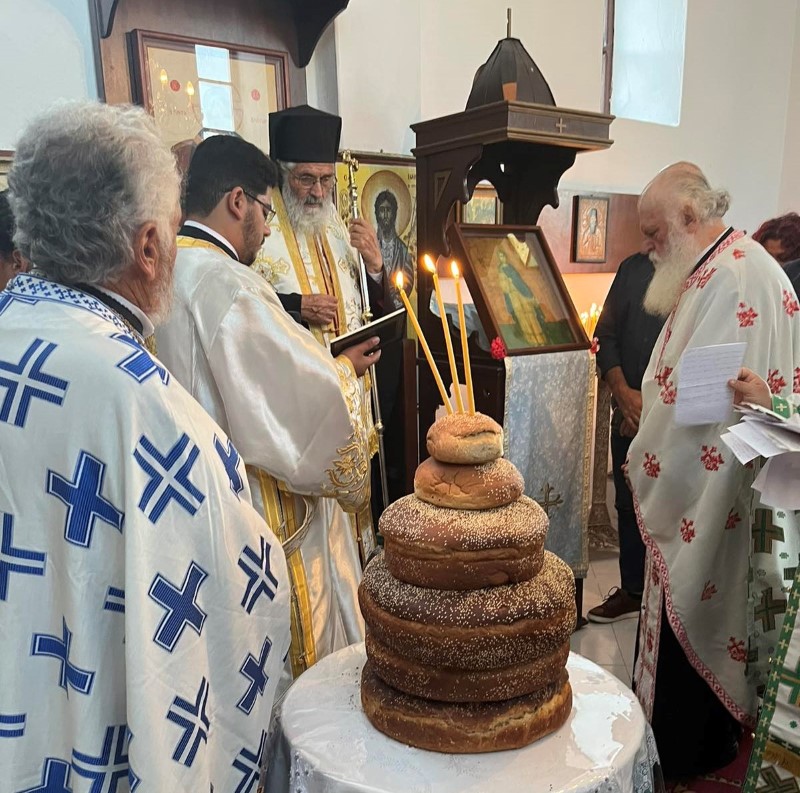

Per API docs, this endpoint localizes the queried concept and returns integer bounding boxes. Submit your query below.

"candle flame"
[395,271,404,290]
[450,260,460,279]
[422,254,436,274]
[186,80,195,97]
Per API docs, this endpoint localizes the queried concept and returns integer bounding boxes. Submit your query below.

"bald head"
[639,163,730,317]
[640,162,730,227]
[639,162,730,261]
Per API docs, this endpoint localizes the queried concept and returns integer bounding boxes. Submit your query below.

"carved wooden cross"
[555,117,567,133]
[536,483,564,516]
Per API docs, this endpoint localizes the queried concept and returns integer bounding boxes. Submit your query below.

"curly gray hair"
[643,161,731,225]
[8,101,180,285]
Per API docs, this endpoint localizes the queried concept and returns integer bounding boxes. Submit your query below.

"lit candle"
[450,260,475,414]
[424,254,464,413]
[394,272,453,414]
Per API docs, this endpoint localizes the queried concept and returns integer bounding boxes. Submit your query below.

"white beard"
[282,185,335,237]
[643,231,703,318]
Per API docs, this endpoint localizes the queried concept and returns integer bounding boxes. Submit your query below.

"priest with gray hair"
[628,161,800,780]
[0,101,290,791]
[254,104,387,560]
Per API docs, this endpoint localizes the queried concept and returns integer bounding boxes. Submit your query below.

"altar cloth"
[268,642,662,793]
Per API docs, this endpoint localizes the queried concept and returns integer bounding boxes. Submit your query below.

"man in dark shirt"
[588,251,665,622]
[784,258,800,298]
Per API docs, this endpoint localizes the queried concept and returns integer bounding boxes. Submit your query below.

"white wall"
[779,3,800,215]
[336,0,800,231]
[0,0,96,150]
[335,0,421,155]
[306,22,340,116]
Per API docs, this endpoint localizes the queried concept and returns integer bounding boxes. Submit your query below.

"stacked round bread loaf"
[359,412,576,754]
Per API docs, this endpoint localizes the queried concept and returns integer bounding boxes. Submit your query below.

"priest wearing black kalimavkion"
[254,104,413,523]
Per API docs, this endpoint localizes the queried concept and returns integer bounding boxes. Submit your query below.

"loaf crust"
[361,661,573,753]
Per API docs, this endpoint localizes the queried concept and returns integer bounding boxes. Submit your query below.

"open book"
[329,307,407,358]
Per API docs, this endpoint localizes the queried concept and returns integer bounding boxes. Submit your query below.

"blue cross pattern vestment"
[1,274,290,791]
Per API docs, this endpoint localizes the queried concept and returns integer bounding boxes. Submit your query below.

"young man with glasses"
[157,133,381,686]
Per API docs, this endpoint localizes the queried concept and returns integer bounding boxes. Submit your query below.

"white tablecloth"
[268,643,662,793]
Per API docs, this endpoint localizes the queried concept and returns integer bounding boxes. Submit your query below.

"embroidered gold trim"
[763,740,800,778]
[249,466,317,676]
[176,236,222,252]
[318,232,348,331]
[323,359,371,514]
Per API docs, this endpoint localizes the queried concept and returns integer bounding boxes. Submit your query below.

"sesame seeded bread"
[426,412,504,464]
[379,494,547,589]
[365,632,570,702]
[359,550,576,670]
[414,456,524,510]
[361,661,572,753]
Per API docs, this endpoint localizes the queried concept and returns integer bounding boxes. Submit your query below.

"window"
[603,0,687,127]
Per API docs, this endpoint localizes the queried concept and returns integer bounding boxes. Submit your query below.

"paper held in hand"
[721,400,800,509]
[674,342,747,426]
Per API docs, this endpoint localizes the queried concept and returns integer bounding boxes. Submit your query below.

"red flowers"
[725,510,741,531]
[701,581,717,601]
[784,290,800,318]
[767,369,787,395]
[643,453,661,478]
[655,366,676,405]
[490,337,507,360]
[727,637,747,663]
[736,302,758,327]
[700,445,724,471]
[680,518,696,543]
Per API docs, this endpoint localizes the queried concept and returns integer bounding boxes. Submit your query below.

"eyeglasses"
[243,191,276,224]
[289,172,336,190]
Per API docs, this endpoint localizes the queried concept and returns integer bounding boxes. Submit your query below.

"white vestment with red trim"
[630,232,800,726]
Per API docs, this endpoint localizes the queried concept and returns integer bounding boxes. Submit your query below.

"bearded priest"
[254,105,407,553]
[628,162,800,780]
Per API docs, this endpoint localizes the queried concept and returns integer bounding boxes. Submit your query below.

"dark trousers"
[611,428,646,597]
[644,605,741,780]
[369,342,406,529]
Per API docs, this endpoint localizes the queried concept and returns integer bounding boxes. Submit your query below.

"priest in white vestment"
[628,163,800,780]
[1,102,291,792]
[156,134,380,683]
[254,105,415,529]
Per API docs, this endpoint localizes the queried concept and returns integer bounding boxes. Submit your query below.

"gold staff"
[342,150,390,513]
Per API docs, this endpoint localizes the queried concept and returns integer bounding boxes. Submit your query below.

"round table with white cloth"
[268,642,662,793]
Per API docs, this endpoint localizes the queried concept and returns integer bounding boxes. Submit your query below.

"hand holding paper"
[675,343,747,426]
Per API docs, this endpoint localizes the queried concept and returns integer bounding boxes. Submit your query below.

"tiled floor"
[569,477,638,687]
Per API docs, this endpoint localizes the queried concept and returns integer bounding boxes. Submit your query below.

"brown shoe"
[587,588,641,624]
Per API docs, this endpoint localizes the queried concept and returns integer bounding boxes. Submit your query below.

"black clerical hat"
[268,104,342,163]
